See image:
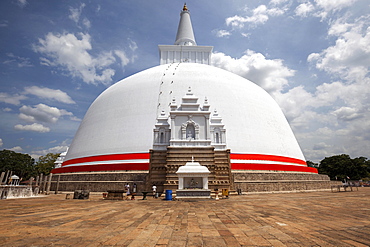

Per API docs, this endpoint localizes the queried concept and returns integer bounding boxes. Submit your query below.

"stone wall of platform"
[49,170,337,193]
[232,172,334,193]
[50,172,148,192]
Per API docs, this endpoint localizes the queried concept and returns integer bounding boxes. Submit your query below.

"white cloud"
[308,17,370,82]
[82,18,91,29]
[241,33,251,38]
[226,4,286,29]
[69,4,91,29]
[270,0,289,5]
[2,108,12,112]
[33,32,118,85]
[333,106,362,121]
[69,4,85,23]
[33,32,137,85]
[275,76,370,161]
[9,146,23,152]
[315,0,358,13]
[263,11,369,161]
[211,50,294,94]
[214,29,231,38]
[3,53,33,67]
[295,2,315,17]
[23,86,75,104]
[16,0,27,8]
[18,103,74,124]
[114,50,130,67]
[14,123,50,133]
[328,18,354,36]
[0,93,27,105]
[274,86,314,120]
[310,0,359,19]
[32,145,69,156]
[128,39,138,52]
[0,138,3,147]
[69,7,80,23]
[313,142,332,150]
[0,20,9,27]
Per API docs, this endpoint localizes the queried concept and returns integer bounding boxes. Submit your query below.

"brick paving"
[0,188,369,247]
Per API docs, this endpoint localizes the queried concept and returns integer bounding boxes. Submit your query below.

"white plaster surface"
[65,63,305,163]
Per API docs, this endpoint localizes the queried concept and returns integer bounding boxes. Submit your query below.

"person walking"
[131,183,137,200]
[125,183,130,199]
[152,184,157,198]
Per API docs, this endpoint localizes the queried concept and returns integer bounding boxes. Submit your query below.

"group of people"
[124,183,137,200]
[123,183,158,199]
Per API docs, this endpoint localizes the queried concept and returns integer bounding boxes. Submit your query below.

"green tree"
[0,149,35,180]
[319,154,370,180]
[35,153,60,175]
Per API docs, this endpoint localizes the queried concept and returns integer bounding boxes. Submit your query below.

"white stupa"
[52,4,318,192]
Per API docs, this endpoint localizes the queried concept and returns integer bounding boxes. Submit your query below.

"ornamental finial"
[183,3,188,11]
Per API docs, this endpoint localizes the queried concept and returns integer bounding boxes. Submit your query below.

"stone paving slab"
[0,188,369,246]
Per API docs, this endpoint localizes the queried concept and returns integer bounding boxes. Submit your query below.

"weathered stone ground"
[0,188,369,247]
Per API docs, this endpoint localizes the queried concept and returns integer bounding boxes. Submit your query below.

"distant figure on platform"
[152,184,157,198]
[125,183,130,198]
[131,183,137,200]
[133,183,137,194]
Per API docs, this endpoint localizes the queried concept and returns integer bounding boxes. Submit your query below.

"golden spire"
[183,3,188,11]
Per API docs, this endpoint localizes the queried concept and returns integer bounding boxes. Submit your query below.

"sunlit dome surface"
[55,63,312,174]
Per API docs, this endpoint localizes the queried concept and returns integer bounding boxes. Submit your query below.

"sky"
[0,0,369,163]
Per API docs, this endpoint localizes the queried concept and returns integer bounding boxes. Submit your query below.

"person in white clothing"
[152,184,157,198]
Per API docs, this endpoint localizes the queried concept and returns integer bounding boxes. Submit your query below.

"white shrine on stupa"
[176,156,211,199]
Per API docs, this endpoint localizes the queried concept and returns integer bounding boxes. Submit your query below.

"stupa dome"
[54,62,314,174]
[51,4,318,177]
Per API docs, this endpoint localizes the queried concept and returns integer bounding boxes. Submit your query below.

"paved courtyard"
[0,188,369,247]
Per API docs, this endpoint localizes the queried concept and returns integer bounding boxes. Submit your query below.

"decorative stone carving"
[169,88,212,147]
[153,110,170,150]
[210,109,226,150]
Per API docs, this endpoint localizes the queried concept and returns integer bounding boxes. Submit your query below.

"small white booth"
[175,158,211,199]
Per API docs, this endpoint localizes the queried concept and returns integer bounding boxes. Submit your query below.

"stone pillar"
[0,172,5,185]
[46,173,53,195]
[39,174,43,192]
[35,175,39,187]
[55,175,61,194]
[203,177,208,189]
[171,116,175,140]
[4,170,10,184]
[29,177,34,187]
[205,116,210,140]
[43,175,48,194]
[42,174,47,194]
[33,175,39,195]
[178,177,184,189]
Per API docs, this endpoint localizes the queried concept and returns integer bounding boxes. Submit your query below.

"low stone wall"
[50,170,337,194]
[50,172,148,192]
[233,172,330,181]
[232,171,333,193]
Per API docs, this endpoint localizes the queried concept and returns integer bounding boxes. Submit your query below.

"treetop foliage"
[0,149,35,179]
[0,149,59,180]
[317,154,370,180]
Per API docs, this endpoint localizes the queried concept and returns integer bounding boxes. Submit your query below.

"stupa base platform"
[50,171,148,192]
[49,170,334,194]
[232,171,333,193]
